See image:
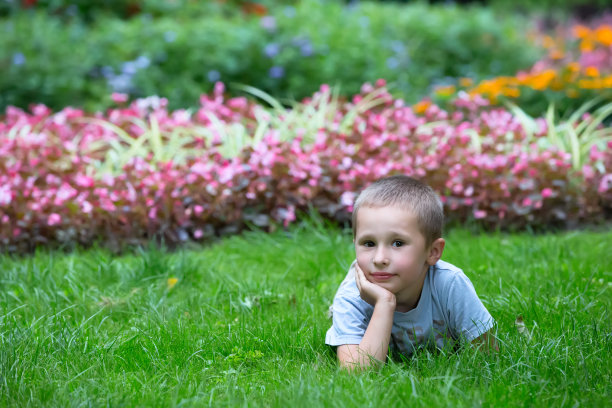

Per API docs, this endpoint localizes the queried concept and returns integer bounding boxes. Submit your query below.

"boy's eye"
[392,240,403,247]
[362,241,375,247]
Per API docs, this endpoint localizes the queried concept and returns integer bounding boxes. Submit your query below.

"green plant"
[0,1,542,112]
[507,99,612,170]
[0,12,107,110]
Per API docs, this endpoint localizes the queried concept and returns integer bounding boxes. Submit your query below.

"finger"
[356,263,371,284]
[356,265,370,292]
[355,263,365,283]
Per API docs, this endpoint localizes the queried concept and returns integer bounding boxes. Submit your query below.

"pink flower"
[340,191,355,208]
[541,188,553,198]
[598,174,612,193]
[74,174,94,188]
[473,210,487,219]
[112,93,129,104]
[48,213,61,226]
[0,185,12,206]
[279,205,296,227]
[193,229,204,239]
[81,201,93,214]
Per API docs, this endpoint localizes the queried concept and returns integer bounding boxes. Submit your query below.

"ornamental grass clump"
[1,82,611,252]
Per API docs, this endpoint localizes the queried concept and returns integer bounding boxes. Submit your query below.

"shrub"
[0,0,221,20]
[0,0,541,111]
[0,13,108,110]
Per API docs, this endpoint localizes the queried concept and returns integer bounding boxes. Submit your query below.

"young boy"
[325,175,496,369]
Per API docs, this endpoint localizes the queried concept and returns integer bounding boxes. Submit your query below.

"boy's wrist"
[374,295,396,310]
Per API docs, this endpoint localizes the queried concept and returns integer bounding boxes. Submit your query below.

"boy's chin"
[372,280,396,292]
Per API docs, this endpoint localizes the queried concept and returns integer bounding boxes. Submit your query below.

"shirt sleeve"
[444,272,494,342]
[325,272,373,346]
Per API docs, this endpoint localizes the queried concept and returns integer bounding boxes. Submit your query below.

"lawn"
[1,221,611,407]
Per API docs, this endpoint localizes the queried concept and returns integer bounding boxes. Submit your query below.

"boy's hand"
[355,263,396,307]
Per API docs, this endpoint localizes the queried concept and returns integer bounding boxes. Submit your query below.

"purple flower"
[260,16,277,32]
[101,66,114,79]
[386,57,399,70]
[12,52,25,66]
[291,36,309,47]
[390,40,405,54]
[269,66,285,79]
[264,43,280,58]
[300,43,313,57]
[207,70,221,82]
[121,61,138,75]
[135,56,150,70]
[108,74,133,93]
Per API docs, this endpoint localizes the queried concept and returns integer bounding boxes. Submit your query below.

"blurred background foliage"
[0,0,609,112]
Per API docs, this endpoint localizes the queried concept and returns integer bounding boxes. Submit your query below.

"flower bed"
[1,81,610,252]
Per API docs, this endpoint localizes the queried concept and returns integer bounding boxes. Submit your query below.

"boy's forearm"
[354,300,396,367]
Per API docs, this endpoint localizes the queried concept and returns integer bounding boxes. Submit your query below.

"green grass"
[1,221,611,407]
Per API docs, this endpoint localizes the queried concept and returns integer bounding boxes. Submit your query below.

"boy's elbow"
[471,331,499,353]
[336,344,361,370]
[336,344,384,371]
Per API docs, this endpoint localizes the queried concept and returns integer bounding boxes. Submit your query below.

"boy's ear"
[427,238,445,265]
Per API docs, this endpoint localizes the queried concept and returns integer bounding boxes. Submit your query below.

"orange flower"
[573,25,591,39]
[413,100,431,114]
[580,39,594,52]
[567,62,580,73]
[527,70,556,90]
[595,26,612,46]
[502,88,520,98]
[585,66,600,77]
[578,79,599,89]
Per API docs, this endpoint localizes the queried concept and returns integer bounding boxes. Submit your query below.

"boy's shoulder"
[432,259,464,276]
[430,259,475,295]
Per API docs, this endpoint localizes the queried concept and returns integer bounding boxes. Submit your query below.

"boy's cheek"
[355,258,370,276]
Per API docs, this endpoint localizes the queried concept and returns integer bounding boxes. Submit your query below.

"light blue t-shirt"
[325,260,494,356]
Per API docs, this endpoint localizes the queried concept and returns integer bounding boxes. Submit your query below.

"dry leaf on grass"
[515,315,532,341]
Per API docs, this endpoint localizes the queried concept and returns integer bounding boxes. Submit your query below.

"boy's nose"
[373,247,389,266]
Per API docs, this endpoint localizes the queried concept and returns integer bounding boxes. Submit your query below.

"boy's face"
[354,205,443,307]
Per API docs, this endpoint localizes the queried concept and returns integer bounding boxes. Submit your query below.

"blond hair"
[352,175,444,247]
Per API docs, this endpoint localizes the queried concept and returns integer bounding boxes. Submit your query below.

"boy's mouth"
[370,272,394,281]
